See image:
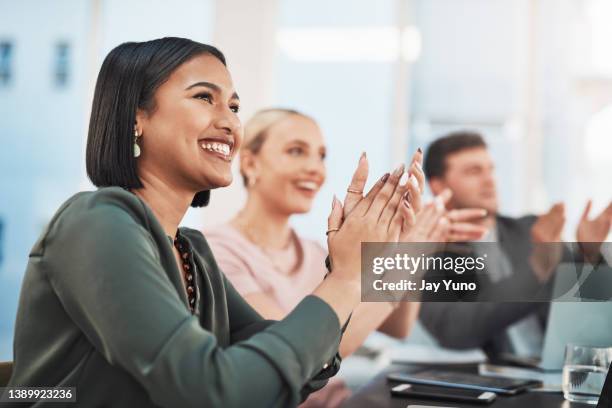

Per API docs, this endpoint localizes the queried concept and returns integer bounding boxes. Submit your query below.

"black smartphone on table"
[390,383,496,405]
[387,369,542,395]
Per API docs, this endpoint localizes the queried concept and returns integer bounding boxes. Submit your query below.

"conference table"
[340,363,590,407]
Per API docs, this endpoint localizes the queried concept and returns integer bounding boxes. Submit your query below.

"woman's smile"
[199,136,235,162]
[292,179,322,198]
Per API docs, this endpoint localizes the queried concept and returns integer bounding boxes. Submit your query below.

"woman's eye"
[230,105,240,113]
[287,147,304,156]
[194,93,213,103]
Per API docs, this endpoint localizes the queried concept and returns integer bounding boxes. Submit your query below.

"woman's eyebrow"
[286,139,309,147]
[185,81,239,100]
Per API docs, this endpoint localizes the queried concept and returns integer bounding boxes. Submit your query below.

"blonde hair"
[240,108,313,186]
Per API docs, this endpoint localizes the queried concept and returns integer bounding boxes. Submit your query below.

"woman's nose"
[214,107,241,136]
[304,155,326,176]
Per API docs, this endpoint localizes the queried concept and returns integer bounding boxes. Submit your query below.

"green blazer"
[8,187,342,407]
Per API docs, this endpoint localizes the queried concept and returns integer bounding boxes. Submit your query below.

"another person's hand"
[444,208,489,241]
[576,200,612,263]
[530,202,565,283]
[531,202,565,243]
[400,189,488,243]
[400,189,451,243]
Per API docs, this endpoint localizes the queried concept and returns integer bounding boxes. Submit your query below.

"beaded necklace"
[173,232,197,314]
[121,187,197,314]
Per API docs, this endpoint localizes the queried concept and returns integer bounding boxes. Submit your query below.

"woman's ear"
[134,108,147,136]
[240,150,260,187]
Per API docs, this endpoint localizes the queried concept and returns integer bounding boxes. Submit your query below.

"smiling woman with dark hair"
[6,37,417,407]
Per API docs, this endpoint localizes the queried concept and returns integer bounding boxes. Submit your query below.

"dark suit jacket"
[419,214,552,358]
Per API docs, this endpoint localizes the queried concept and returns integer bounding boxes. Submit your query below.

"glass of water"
[562,344,612,405]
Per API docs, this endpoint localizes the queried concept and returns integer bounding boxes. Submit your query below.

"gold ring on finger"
[326,228,340,236]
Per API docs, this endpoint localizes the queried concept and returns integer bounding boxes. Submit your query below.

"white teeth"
[296,181,318,191]
[201,141,231,157]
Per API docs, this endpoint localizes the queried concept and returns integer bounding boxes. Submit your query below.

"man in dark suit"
[419,131,612,360]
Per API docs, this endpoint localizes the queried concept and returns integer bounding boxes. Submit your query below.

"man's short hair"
[423,131,487,179]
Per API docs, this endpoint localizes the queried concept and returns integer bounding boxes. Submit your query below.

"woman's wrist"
[324,273,361,294]
[313,273,361,325]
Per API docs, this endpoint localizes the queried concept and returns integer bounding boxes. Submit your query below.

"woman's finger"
[398,195,417,240]
[366,164,404,220]
[387,197,407,240]
[326,195,343,245]
[409,160,425,194]
[405,174,423,214]
[343,152,368,217]
[380,167,407,227]
[353,172,389,217]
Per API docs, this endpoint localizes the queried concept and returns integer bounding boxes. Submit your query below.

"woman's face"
[136,54,242,193]
[249,115,326,215]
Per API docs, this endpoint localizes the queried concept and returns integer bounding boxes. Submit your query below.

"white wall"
[0,0,94,360]
[410,0,534,216]
[272,0,399,242]
[0,0,216,361]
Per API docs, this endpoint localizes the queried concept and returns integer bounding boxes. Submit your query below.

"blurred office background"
[0,0,611,361]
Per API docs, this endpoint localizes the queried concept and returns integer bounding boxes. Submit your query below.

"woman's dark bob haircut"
[86,37,227,207]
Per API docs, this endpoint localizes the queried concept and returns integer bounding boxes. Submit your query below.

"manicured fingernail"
[381,173,390,183]
[393,163,405,177]
[399,171,409,185]
[359,152,366,162]
[417,147,422,154]
[415,161,423,172]
[403,190,411,203]
[332,195,338,209]
[403,199,411,209]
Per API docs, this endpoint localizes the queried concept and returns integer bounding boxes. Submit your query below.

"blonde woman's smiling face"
[250,115,327,215]
[136,53,243,193]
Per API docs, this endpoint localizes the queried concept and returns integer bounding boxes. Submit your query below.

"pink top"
[204,223,350,408]
[204,224,328,312]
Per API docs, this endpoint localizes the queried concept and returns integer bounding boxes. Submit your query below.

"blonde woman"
[205,109,486,406]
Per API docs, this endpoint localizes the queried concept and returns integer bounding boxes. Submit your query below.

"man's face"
[434,147,498,213]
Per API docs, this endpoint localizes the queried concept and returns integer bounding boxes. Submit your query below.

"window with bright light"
[0,41,13,86]
[54,42,70,87]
